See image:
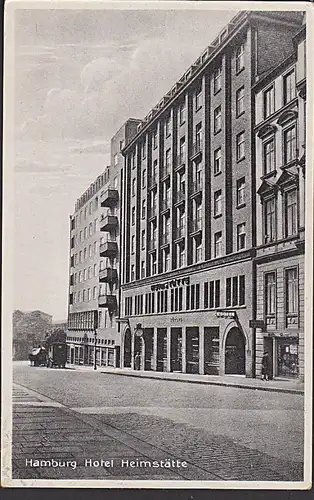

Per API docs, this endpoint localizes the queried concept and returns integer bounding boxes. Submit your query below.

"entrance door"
[171,328,182,372]
[144,329,154,371]
[124,329,131,368]
[204,327,220,375]
[186,327,199,374]
[157,329,167,372]
[277,338,299,377]
[225,327,245,375]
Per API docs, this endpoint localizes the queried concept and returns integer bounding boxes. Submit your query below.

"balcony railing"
[174,190,185,203]
[161,233,170,246]
[160,198,171,211]
[191,179,203,194]
[98,294,117,309]
[99,267,118,283]
[191,218,202,233]
[191,140,203,158]
[100,215,118,232]
[148,239,157,251]
[148,206,157,219]
[99,241,118,257]
[176,152,186,169]
[100,188,119,207]
[161,165,171,178]
[175,226,185,239]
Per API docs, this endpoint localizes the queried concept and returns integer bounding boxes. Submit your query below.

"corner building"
[119,11,304,377]
[67,119,140,367]
[254,17,306,379]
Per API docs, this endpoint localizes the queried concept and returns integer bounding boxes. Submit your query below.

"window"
[195,88,202,110]
[283,69,295,105]
[141,139,146,159]
[88,288,91,301]
[163,248,170,272]
[83,289,86,302]
[214,106,222,133]
[93,241,97,255]
[214,190,222,217]
[214,147,222,175]
[150,252,157,275]
[142,199,146,219]
[214,231,222,258]
[226,275,245,306]
[142,169,146,188]
[236,177,245,207]
[179,101,185,124]
[204,280,220,309]
[263,138,275,174]
[119,140,124,151]
[285,189,297,237]
[177,242,185,268]
[84,227,87,239]
[131,235,135,254]
[264,86,275,118]
[236,86,245,116]
[195,122,202,149]
[88,266,92,279]
[237,223,246,250]
[131,264,135,281]
[114,153,119,166]
[89,245,92,257]
[131,152,136,170]
[265,272,276,324]
[83,247,87,260]
[153,129,158,149]
[131,207,135,225]
[285,268,298,327]
[283,125,296,164]
[94,264,97,277]
[165,115,171,137]
[141,260,145,279]
[165,149,171,173]
[236,131,245,160]
[132,178,136,197]
[214,66,222,93]
[141,229,145,250]
[179,136,186,160]
[235,44,244,73]
[264,197,276,243]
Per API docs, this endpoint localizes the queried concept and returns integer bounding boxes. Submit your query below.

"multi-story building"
[254,15,306,379]
[119,11,304,377]
[67,119,140,367]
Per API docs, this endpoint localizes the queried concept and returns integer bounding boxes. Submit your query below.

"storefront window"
[277,340,299,377]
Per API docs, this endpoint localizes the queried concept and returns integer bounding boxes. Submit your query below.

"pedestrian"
[134,352,141,371]
[261,351,270,381]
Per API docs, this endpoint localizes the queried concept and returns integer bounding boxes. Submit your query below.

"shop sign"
[216,310,236,319]
[151,277,190,291]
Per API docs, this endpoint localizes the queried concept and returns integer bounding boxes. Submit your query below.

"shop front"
[263,334,299,379]
[120,311,253,377]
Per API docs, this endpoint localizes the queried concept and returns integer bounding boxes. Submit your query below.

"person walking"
[134,352,141,371]
[261,351,270,381]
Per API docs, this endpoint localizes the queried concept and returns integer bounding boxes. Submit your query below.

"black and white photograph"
[2,0,312,488]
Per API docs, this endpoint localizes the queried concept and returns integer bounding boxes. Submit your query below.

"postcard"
[2,0,313,489]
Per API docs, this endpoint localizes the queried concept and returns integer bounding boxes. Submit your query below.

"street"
[12,361,304,482]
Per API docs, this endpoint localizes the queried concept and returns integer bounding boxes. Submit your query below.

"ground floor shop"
[66,328,120,368]
[257,334,300,379]
[120,310,253,377]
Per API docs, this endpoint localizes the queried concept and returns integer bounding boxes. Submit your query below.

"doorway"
[225,327,245,375]
[124,328,131,368]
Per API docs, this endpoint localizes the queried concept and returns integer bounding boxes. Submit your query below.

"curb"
[99,370,304,395]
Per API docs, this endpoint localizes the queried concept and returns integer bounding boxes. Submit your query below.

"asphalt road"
[13,361,304,465]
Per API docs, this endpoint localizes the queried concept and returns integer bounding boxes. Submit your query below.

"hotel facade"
[66,119,140,367]
[118,11,305,378]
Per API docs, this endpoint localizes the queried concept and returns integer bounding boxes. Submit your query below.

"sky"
[13,4,237,320]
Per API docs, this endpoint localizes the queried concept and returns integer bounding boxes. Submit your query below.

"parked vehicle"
[46,342,67,368]
[29,347,47,367]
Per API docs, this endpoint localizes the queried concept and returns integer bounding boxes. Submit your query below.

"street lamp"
[94,330,97,370]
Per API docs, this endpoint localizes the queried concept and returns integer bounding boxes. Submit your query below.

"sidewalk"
[66,364,304,394]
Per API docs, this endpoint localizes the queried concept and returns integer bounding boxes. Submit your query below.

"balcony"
[174,190,185,204]
[148,239,157,251]
[98,294,117,309]
[148,206,157,219]
[100,215,118,232]
[191,179,203,196]
[190,218,202,233]
[161,233,170,246]
[175,153,186,170]
[148,176,157,189]
[99,267,118,283]
[100,188,119,207]
[160,166,171,179]
[160,198,171,212]
[99,241,118,257]
[190,140,203,159]
[175,226,185,240]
